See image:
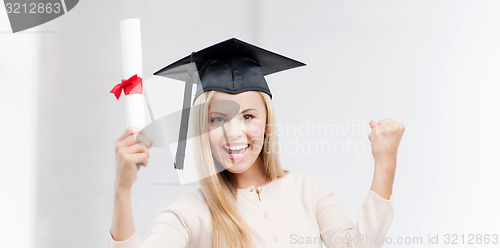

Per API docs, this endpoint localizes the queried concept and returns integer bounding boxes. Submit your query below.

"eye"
[211,117,226,123]
[243,114,255,121]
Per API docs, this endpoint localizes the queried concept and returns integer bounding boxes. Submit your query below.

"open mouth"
[222,144,250,160]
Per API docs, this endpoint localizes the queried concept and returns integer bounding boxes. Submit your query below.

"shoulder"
[164,188,208,213]
[283,170,329,188]
[282,170,335,199]
[278,170,336,214]
[172,188,206,205]
[150,188,210,242]
[160,188,210,228]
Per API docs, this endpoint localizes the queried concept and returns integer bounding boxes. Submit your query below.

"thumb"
[369,120,378,129]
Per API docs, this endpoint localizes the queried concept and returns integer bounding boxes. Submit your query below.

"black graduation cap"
[153,38,305,170]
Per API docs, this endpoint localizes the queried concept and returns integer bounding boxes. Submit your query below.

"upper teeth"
[225,145,247,150]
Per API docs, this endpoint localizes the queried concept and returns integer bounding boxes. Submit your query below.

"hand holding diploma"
[114,127,152,190]
[368,118,405,199]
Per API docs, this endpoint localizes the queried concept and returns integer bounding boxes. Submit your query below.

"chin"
[215,155,253,173]
[224,162,253,174]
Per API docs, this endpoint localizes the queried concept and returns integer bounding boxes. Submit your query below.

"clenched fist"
[368,118,405,169]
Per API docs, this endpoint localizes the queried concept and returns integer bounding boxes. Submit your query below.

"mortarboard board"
[154,38,306,101]
[143,38,305,184]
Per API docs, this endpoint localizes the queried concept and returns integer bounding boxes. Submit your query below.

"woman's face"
[208,91,267,174]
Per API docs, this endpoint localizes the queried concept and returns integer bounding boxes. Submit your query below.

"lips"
[222,143,250,160]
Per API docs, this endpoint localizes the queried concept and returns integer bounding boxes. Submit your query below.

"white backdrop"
[1,1,499,248]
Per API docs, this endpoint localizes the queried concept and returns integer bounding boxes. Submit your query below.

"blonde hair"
[192,90,287,248]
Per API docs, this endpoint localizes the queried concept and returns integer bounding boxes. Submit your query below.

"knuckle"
[389,126,398,133]
[139,145,146,153]
[123,127,132,136]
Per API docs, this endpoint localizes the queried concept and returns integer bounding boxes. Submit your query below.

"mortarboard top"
[152,38,305,171]
[153,38,306,100]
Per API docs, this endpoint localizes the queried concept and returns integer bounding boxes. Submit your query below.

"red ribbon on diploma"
[110,74,143,100]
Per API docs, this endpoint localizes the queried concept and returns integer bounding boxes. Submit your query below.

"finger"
[135,161,143,172]
[368,129,374,142]
[120,133,144,147]
[115,129,142,151]
[369,120,378,129]
[141,157,150,167]
[126,143,149,156]
[138,154,149,168]
[377,120,399,132]
[368,128,379,142]
[118,127,141,141]
[378,118,396,126]
[129,153,148,166]
[136,132,154,148]
[117,128,133,142]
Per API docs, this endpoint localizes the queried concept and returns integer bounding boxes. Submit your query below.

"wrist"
[114,182,132,195]
[371,168,395,200]
[373,165,395,181]
[374,156,397,171]
[374,162,396,174]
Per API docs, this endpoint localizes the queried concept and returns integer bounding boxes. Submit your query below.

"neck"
[232,157,270,189]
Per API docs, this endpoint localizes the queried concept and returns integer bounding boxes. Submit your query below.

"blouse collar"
[237,180,275,193]
[236,171,290,193]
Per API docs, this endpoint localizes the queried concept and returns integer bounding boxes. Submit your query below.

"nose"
[223,117,246,139]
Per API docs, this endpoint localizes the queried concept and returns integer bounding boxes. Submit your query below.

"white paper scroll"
[120,18,146,129]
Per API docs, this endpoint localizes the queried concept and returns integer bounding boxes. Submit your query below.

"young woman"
[108,38,405,248]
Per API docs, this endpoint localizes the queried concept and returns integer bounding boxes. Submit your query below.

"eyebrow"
[209,108,257,116]
[241,108,257,114]
[210,111,227,116]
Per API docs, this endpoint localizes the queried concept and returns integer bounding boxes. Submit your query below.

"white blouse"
[108,170,394,248]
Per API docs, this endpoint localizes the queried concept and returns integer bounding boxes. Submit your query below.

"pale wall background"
[1,1,499,248]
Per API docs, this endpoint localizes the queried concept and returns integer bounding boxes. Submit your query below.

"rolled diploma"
[120,18,145,129]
